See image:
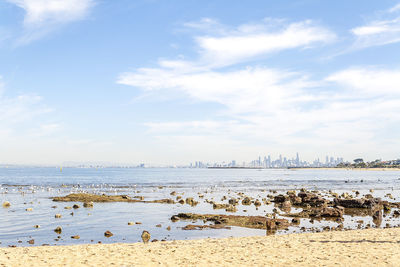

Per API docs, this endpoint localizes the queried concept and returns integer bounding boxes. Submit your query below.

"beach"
[1,227,399,266]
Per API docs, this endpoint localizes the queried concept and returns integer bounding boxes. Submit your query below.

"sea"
[1,167,400,247]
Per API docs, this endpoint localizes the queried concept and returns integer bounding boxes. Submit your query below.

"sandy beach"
[1,227,399,266]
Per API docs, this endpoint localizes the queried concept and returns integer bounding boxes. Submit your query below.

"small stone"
[34,225,40,228]
[136,222,142,225]
[2,201,11,208]
[64,206,72,210]
[104,231,113,237]
[54,226,62,234]
[166,226,171,231]
[156,224,162,227]
[28,239,35,244]
[171,215,180,222]
[55,214,62,218]
[72,204,80,209]
[141,231,151,243]
[128,222,134,225]
[26,208,33,212]
[83,202,93,208]
[71,235,80,239]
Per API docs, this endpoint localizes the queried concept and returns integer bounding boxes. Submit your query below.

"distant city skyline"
[190,153,344,168]
[1,1,400,164]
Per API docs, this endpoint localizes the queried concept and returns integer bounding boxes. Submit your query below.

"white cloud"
[6,0,94,43]
[389,3,400,13]
[350,3,400,49]
[0,76,52,136]
[118,18,400,161]
[326,67,400,96]
[193,19,336,67]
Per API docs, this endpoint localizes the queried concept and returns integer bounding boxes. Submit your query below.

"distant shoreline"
[208,166,400,171]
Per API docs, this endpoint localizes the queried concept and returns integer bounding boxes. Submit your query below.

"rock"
[136,222,142,225]
[51,206,57,208]
[182,224,231,230]
[228,198,238,205]
[170,191,176,196]
[241,197,251,205]
[372,209,382,227]
[178,199,185,205]
[185,198,198,206]
[365,194,374,199]
[254,199,262,207]
[34,225,40,228]
[2,201,11,208]
[26,208,33,212]
[151,239,158,242]
[54,226,62,234]
[171,215,180,222]
[298,192,327,207]
[156,224,161,227]
[213,203,231,209]
[286,206,344,219]
[273,195,288,203]
[83,202,93,208]
[72,204,80,209]
[55,214,62,218]
[28,239,35,244]
[64,206,72,210]
[141,231,151,243]
[291,218,300,224]
[53,193,175,204]
[334,198,381,209]
[225,205,237,212]
[393,210,400,217]
[166,226,171,231]
[266,218,290,231]
[104,231,113,237]
[173,213,288,230]
[128,222,134,225]
[71,235,80,239]
[279,200,292,213]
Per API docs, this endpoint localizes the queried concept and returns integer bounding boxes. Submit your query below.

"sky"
[0,0,400,165]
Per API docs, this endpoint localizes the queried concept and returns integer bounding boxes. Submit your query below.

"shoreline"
[1,228,399,266]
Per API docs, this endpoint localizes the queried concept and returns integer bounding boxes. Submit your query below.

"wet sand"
[1,228,399,266]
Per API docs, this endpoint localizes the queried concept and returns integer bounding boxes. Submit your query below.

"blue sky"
[1,0,400,165]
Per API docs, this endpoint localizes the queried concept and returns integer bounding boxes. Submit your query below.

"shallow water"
[1,167,400,247]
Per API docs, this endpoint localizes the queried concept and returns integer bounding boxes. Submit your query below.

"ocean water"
[0,167,400,247]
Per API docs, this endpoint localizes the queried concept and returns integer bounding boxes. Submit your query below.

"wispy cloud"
[117,18,400,160]
[0,75,52,136]
[350,2,400,49]
[196,20,335,67]
[6,0,94,44]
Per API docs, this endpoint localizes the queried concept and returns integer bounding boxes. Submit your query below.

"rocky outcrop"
[297,192,327,207]
[171,213,289,230]
[334,198,381,209]
[286,206,344,219]
[182,224,231,230]
[52,193,175,204]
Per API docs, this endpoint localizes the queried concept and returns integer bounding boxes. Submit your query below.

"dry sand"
[1,228,400,266]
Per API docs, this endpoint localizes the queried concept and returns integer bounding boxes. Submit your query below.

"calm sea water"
[1,167,400,247]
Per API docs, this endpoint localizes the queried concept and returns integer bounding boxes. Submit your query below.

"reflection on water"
[0,167,400,247]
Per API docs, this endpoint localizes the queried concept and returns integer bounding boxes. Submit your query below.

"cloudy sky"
[1,0,400,165]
